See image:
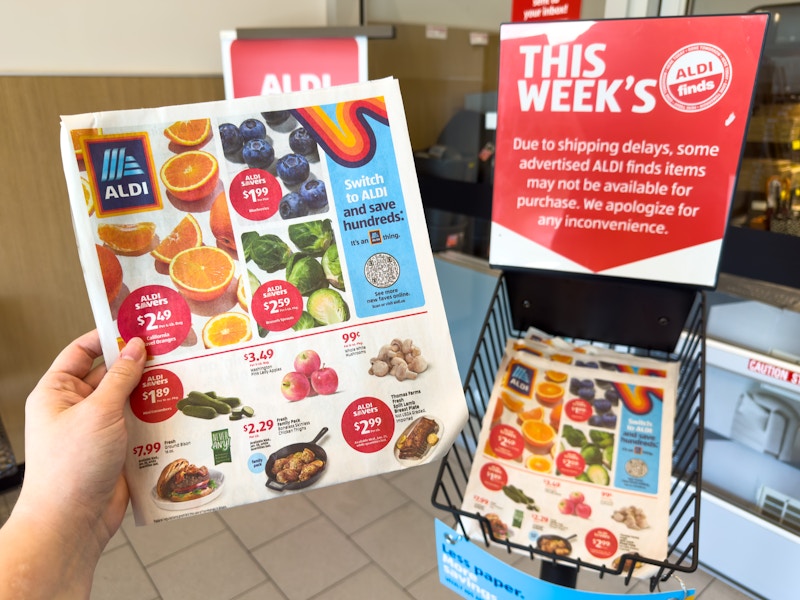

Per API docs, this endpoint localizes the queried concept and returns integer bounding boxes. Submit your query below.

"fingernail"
[120,338,145,361]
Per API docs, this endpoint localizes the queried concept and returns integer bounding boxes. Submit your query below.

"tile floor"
[0,461,758,600]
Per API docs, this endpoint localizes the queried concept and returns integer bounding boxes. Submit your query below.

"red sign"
[223,36,365,99]
[489,16,768,287]
[512,0,581,22]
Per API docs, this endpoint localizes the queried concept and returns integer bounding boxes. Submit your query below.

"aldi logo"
[505,361,535,397]
[83,132,162,216]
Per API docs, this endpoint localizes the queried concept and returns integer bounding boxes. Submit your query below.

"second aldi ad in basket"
[60,78,468,526]
[460,328,680,579]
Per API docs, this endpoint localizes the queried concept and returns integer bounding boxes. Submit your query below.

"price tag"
[341,396,395,453]
[243,348,274,364]
[251,280,303,332]
[243,419,274,436]
[130,369,183,423]
[132,442,162,457]
[117,285,192,355]
[229,168,282,221]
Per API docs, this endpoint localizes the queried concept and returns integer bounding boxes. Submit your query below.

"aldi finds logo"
[505,361,535,398]
[82,132,162,216]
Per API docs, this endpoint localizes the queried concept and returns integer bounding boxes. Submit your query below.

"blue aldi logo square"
[505,361,534,398]
[83,133,162,216]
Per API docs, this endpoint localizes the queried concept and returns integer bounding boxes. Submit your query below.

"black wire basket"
[432,270,705,591]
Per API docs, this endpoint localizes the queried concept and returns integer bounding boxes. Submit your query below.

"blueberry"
[276,153,310,185]
[240,118,267,142]
[592,398,612,414]
[577,386,596,401]
[601,412,617,429]
[262,110,291,125]
[604,389,620,404]
[279,192,309,220]
[299,179,328,210]
[289,127,317,155]
[588,415,604,427]
[242,138,275,169]
[219,123,243,157]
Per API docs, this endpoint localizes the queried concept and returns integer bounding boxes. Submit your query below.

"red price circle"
[585,528,619,559]
[229,168,282,221]
[480,462,508,491]
[117,285,191,355]
[556,450,586,477]
[489,424,525,460]
[341,397,395,453]
[565,398,593,422]
[130,369,183,423]
[251,280,303,332]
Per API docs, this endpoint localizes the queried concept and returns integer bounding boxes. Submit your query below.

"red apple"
[574,502,592,519]
[311,366,338,395]
[281,371,311,401]
[569,491,585,505]
[557,499,574,515]
[294,349,321,376]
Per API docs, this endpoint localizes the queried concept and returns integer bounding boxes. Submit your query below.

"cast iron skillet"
[265,427,328,491]
[536,533,576,557]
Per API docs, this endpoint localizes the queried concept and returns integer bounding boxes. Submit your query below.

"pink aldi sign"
[221,32,367,99]
[512,0,581,22]
[489,15,768,287]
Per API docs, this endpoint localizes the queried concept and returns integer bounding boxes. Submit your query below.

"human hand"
[15,330,145,563]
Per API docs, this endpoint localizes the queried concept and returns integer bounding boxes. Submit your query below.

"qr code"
[364,253,400,288]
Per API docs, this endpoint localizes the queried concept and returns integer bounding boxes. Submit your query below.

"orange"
[209,191,235,251]
[236,274,248,311]
[71,128,101,161]
[500,390,525,413]
[549,403,563,430]
[201,312,252,349]
[151,214,202,264]
[96,244,122,303]
[82,177,95,215]
[521,420,556,450]
[517,407,544,424]
[98,222,156,255]
[164,119,212,147]
[535,381,564,406]
[169,246,235,302]
[527,455,552,473]
[160,150,219,202]
[550,354,573,364]
[491,400,504,423]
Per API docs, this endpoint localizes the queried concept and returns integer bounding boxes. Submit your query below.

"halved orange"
[164,119,212,147]
[527,455,552,473]
[236,275,248,311]
[169,246,235,302]
[160,150,219,202]
[202,312,252,349]
[521,420,556,450]
[491,399,504,423]
[535,381,564,406]
[151,214,202,264]
[98,222,156,255]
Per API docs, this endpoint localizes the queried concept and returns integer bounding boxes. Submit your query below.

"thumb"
[95,338,147,408]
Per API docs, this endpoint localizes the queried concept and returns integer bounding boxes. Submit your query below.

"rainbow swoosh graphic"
[600,362,668,378]
[611,383,663,415]
[291,97,389,169]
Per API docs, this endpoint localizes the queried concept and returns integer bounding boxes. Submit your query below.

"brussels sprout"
[288,218,334,256]
[285,253,327,296]
[589,429,615,449]
[562,425,587,448]
[586,464,610,485]
[307,288,350,325]
[292,311,317,331]
[321,244,344,290]
[243,232,292,273]
[580,444,604,465]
